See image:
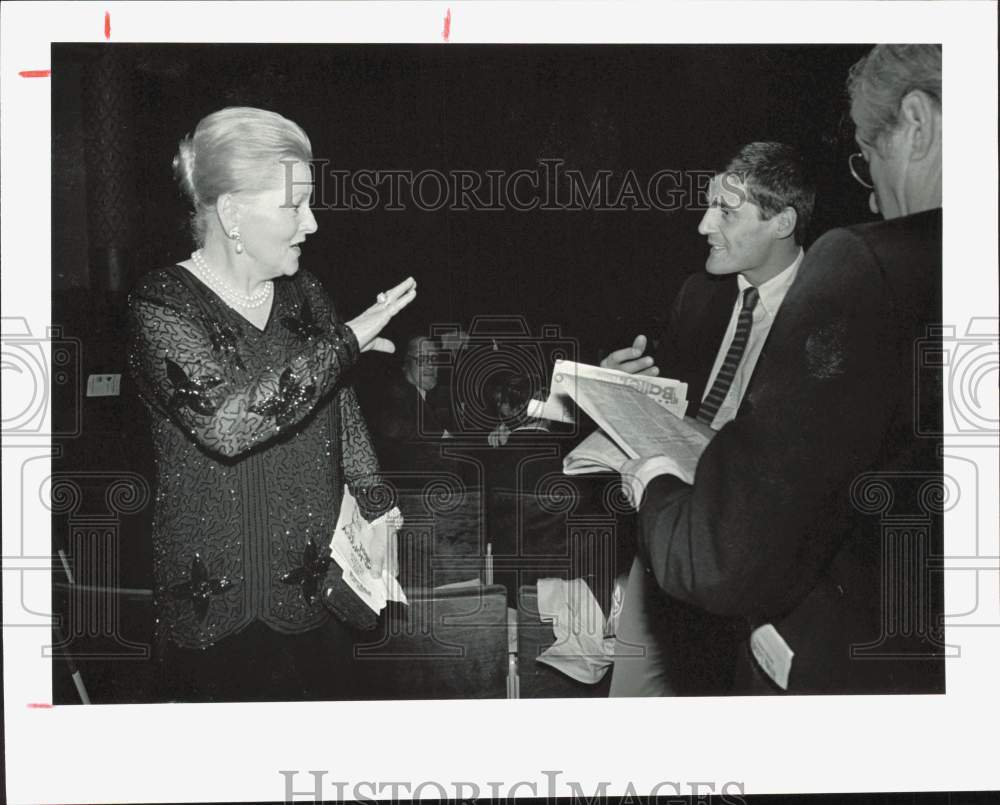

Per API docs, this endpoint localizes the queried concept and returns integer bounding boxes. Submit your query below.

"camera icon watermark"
[915,317,998,437]
[429,315,580,439]
[2,316,82,439]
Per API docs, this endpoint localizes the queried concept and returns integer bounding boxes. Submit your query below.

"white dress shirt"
[624,248,804,504]
[701,248,804,429]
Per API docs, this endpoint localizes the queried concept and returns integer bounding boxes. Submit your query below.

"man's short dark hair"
[724,142,816,245]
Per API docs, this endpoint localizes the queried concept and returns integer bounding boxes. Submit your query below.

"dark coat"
[637,209,945,694]
[655,272,740,418]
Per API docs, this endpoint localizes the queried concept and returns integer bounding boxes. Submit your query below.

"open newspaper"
[329,486,408,614]
[547,360,715,485]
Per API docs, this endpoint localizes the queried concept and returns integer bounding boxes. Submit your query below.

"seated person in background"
[485,371,594,504]
[434,326,471,428]
[372,335,460,481]
[484,372,616,603]
[486,372,551,449]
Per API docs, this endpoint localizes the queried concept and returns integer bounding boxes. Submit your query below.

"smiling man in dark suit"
[606,142,816,696]
[617,45,944,695]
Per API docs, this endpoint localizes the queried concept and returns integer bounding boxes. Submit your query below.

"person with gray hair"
[128,106,416,701]
[847,43,941,219]
[611,45,943,694]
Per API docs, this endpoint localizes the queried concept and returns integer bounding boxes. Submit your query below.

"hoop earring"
[229,227,245,255]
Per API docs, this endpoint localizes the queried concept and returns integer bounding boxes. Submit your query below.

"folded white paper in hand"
[527,392,576,424]
[536,577,615,684]
[329,486,408,614]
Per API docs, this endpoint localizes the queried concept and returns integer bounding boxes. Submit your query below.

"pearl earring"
[229,227,244,254]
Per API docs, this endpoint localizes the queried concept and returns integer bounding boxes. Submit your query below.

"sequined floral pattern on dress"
[282,298,325,341]
[168,553,234,622]
[281,537,334,605]
[129,265,387,649]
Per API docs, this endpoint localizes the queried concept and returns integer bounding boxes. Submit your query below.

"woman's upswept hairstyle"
[173,107,312,245]
[847,44,942,147]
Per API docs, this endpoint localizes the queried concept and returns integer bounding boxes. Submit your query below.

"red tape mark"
[443,8,451,42]
[105,10,111,40]
[27,703,53,708]
[19,70,51,78]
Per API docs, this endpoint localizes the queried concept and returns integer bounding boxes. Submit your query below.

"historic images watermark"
[1,316,82,440]
[7,318,997,660]
[914,317,999,438]
[279,768,747,803]
[843,318,1000,659]
[421,315,579,438]
[3,316,86,644]
[280,158,744,213]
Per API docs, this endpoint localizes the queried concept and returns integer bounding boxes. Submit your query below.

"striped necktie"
[697,286,760,426]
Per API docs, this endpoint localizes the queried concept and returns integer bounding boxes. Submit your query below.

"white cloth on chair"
[536,577,615,684]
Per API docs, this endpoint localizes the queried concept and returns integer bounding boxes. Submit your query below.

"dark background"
[52,43,874,470]
[53,42,873,338]
[49,45,874,699]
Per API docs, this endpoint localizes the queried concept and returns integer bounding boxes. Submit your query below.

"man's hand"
[487,423,511,448]
[600,334,660,376]
[620,456,685,508]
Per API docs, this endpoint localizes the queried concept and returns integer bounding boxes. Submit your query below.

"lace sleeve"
[338,385,392,519]
[128,274,359,459]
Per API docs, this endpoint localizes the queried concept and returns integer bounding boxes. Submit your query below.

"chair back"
[357,584,509,699]
[488,482,619,609]
[394,483,487,588]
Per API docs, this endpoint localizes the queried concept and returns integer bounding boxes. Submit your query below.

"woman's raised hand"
[347,277,417,353]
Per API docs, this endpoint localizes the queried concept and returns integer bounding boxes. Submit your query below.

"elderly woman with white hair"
[128,106,415,701]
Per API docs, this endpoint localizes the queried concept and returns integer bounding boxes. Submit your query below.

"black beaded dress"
[128,265,389,656]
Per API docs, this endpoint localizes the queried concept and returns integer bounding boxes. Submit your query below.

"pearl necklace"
[190,249,273,309]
